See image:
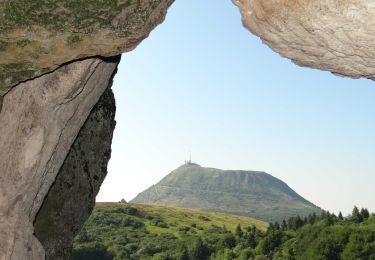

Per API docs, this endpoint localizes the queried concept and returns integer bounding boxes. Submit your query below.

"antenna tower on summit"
[185,151,192,165]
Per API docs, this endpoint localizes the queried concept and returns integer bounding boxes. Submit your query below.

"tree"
[256,230,283,256]
[288,216,304,230]
[360,208,370,219]
[274,222,280,230]
[308,213,317,225]
[342,229,375,259]
[338,212,344,220]
[235,224,243,238]
[245,232,257,248]
[351,206,363,223]
[268,222,274,232]
[281,220,287,230]
[187,237,209,259]
[219,233,237,249]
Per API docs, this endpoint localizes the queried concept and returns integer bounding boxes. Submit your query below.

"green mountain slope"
[72,203,374,260]
[72,202,267,259]
[131,164,321,222]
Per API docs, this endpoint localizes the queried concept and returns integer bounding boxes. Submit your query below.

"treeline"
[256,206,374,259]
[73,205,375,260]
[272,206,370,231]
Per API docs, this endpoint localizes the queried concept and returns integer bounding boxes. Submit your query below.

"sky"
[97,0,375,215]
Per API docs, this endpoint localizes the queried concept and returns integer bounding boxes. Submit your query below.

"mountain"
[131,163,321,222]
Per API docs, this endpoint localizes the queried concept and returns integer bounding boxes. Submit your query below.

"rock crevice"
[0,56,120,259]
[34,78,117,260]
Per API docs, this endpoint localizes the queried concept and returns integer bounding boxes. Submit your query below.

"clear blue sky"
[97,0,375,215]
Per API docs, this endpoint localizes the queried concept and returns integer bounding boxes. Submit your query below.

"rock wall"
[0,1,174,259]
[33,70,117,260]
[0,56,119,259]
[233,0,375,79]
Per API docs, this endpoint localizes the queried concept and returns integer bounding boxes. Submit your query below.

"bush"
[72,242,113,260]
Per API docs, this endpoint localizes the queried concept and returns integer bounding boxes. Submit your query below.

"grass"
[72,203,268,259]
[96,202,268,232]
[73,204,374,259]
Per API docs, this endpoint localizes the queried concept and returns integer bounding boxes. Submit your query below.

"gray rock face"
[0,56,119,259]
[33,71,117,259]
[233,0,375,79]
[0,1,175,258]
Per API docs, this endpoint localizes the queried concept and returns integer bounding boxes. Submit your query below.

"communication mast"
[185,151,192,165]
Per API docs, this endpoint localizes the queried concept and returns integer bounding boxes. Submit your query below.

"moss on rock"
[0,40,9,51]
[0,0,174,99]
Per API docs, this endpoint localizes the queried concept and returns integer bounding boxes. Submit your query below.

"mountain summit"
[131,164,321,222]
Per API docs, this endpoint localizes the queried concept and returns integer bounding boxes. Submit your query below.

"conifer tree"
[235,224,243,238]
[351,206,363,223]
[281,219,287,230]
[360,208,370,219]
[274,222,280,230]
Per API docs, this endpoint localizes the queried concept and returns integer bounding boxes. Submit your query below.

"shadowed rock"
[0,56,120,259]
[34,71,117,260]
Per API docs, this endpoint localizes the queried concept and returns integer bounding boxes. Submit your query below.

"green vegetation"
[73,203,267,259]
[0,61,36,95]
[0,40,9,51]
[73,203,374,259]
[67,35,83,45]
[262,206,375,259]
[0,0,133,32]
[16,39,32,47]
[131,164,321,222]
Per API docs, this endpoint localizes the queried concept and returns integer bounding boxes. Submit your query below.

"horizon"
[99,159,372,215]
[96,0,375,216]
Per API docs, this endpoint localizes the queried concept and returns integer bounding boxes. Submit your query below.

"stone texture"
[233,0,375,79]
[0,0,174,96]
[0,56,120,260]
[0,1,175,258]
[34,84,116,260]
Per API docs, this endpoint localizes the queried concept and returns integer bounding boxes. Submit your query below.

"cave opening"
[96,0,375,216]
[17,0,374,259]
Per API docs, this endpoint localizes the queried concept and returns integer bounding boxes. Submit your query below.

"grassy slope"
[97,202,268,232]
[73,203,374,259]
[72,203,267,259]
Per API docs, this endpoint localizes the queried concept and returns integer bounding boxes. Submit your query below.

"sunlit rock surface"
[0,1,174,258]
[0,57,119,259]
[34,80,117,260]
[233,0,375,79]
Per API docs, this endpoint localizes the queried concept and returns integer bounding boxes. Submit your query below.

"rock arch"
[0,0,372,258]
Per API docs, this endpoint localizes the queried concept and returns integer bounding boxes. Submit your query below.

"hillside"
[131,163,321,222]
[72,204,375,260]
[72,202,267,259]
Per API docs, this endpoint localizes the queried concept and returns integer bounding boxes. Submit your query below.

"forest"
[73,203,374,260]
